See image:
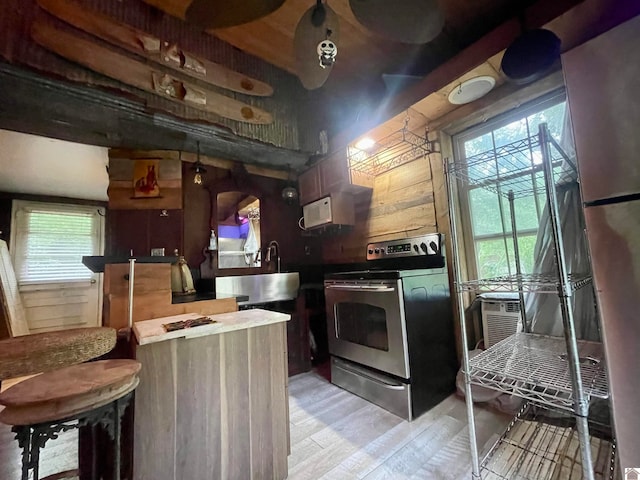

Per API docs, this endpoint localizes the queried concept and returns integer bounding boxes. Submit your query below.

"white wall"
[0,129,108,201]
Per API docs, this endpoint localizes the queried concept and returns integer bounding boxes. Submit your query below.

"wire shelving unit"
[457,273,592,293]
[481,404,617,480]
[445,123,613,480]
[348,128,435,176]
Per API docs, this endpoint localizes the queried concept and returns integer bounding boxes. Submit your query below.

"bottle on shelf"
[208,229,218,251]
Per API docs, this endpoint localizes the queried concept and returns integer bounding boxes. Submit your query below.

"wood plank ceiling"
[142,0,534,94]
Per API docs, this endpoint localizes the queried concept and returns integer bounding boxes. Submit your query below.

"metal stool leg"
[113,398,121,480]
[13,426,32,480]
[30,429,42,480]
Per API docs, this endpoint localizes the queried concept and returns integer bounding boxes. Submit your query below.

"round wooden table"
[0,359,141,480]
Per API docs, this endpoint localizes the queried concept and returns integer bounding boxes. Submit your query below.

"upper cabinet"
[298,150,373,206]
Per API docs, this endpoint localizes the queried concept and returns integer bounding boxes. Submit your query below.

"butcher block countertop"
[133,309,290,345]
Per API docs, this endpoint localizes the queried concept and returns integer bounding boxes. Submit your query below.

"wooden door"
[319,152,348,194]
[10,201,105,333]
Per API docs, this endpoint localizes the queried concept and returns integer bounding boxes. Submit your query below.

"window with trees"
[453,93,566,279]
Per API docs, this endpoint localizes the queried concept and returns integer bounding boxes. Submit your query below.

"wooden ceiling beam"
[0,63,308,172]
[109,149,291,180]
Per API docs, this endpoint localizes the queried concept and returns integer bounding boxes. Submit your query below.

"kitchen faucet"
[265,240,281,273]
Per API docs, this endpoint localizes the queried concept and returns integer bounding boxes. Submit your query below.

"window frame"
[9,200,105,289]
[452,90,566,280]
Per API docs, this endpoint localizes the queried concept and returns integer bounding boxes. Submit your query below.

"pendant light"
[193,141,206,185]
[281,165,299,205]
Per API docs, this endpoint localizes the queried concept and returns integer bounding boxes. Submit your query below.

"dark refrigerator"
[563,13,640,472]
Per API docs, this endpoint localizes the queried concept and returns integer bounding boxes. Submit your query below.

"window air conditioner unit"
[481,297,522,348]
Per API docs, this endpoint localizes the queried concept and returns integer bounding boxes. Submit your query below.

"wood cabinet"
[134,314,289,480]
[298,150,373,206]
[258,298,311,377]
[298,166,322,206]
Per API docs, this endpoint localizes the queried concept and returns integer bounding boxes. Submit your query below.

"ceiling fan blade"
[294,3,340,90]
[349,0,444,44]
[185,0,285,29]
[381,73,423,93]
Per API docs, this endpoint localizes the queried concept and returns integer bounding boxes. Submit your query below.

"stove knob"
[381,248,386,255]
[374,248,380,254]
[413,244,419,253]
[420,242,428,254]
[368,248,374,255]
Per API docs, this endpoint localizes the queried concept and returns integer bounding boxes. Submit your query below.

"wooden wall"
[321,139,441,264]
[0,0,305,151]
[184,162,321,275]
[106,156,184,257]
[104,149,318,275]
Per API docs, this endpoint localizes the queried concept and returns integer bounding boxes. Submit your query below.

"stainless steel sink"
[215,272,300,306]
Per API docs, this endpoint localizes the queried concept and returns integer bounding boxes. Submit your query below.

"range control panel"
[367,234,442,260]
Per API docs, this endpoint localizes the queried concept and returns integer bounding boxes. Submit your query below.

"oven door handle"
[324,285,395,292]
[334,360,406,390]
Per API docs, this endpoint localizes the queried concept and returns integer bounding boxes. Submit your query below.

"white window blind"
[11,202,103,285]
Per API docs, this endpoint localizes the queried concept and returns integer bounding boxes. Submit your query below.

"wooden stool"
[0,359,141,480]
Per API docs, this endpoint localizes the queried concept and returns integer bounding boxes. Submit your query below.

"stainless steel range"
[324,234,457,420]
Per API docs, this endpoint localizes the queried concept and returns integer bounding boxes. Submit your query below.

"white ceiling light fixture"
[448,75,496,105]
[355,137,376,150]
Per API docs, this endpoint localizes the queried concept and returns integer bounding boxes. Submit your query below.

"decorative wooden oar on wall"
[36,0,274,97]
[31,21,274,125]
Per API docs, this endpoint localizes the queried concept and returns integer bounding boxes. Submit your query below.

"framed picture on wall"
[133,159,161,198]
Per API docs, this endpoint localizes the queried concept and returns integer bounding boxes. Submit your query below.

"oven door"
[324,279,410,379]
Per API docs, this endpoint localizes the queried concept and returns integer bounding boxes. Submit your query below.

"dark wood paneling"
[106,209,148,257]
[106,209,183,257]
[288,295,311,377]
[0,198,12,244]
[183,164,315,274]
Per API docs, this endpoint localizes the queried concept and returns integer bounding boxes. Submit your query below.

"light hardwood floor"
[287,371,511,480]
[0,370,510,480]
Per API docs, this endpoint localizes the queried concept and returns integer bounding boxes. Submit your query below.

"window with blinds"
[11,201,104,285]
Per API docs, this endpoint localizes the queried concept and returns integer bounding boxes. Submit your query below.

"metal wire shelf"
[467,333,609,412]
[447,135,573,198]
[457,273,593,293]
[348,128,435,176]
[481,404,617,479]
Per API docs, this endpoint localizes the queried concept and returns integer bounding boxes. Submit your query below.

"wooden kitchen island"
[132,309,290,480]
